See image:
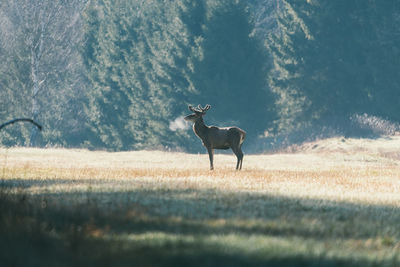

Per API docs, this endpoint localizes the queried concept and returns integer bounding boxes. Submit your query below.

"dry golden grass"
[1,136,400,266]
[2,139,399,206]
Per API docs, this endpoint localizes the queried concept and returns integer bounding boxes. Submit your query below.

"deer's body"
[185,105,246,170]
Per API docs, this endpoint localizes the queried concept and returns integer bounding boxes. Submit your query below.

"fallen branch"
[0,118,42,131]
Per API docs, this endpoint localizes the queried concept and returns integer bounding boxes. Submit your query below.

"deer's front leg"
[207,147,214,170]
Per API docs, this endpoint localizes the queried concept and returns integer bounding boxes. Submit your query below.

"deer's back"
[207,126,246,148]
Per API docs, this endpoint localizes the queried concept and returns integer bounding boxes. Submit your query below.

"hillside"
[289,135,400,160]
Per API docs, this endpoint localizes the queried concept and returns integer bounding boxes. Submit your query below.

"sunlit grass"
[1,137,400,266]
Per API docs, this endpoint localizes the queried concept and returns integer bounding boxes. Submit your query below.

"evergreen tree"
[268,0,400,136]
[191,0,276,143]
[83,0,276,151]
[363,1,400,121]
[83,0,204,150]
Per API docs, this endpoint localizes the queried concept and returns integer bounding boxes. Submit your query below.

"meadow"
[1,136,400,266]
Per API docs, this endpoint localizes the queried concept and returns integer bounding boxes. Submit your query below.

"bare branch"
[0,118,42,131]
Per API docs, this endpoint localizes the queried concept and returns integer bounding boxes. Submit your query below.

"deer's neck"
[193,117,208,140]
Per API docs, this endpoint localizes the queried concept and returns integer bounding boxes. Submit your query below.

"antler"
[188,105,201,113]
[188,104,211,113]
[198,104,211,113]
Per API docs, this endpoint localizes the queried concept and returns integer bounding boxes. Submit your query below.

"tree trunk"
[30,47,40,146]
[29,22,44,147]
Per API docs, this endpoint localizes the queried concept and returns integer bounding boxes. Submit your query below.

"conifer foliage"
[2,0,400,150]
[83,0,274,151]
[268,0,400,135]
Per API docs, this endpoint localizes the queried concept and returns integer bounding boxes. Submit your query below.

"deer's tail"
[240,130,246,145]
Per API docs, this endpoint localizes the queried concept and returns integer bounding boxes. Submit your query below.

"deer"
[184,104,246,170]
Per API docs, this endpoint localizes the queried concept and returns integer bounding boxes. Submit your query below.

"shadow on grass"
[1,178,399,266]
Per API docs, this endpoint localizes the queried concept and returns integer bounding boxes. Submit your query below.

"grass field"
[1,136,400,266]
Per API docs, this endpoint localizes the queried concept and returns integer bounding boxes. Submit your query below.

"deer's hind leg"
[232,145,243,170]
[239,145,244,170]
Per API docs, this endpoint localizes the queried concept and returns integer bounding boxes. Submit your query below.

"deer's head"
[184,104,211,123]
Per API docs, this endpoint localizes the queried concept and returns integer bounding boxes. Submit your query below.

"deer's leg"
[232,146,243,170]
[207,147,214,170]
[238,148,244,170]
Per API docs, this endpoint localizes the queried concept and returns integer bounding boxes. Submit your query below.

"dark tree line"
[268,0,400,139]
[82,0,275,152]
[1,0,400,151]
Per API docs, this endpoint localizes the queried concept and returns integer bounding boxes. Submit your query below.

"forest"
[1,0,400,152]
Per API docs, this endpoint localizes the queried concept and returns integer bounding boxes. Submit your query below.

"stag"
[184,104,246,170]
